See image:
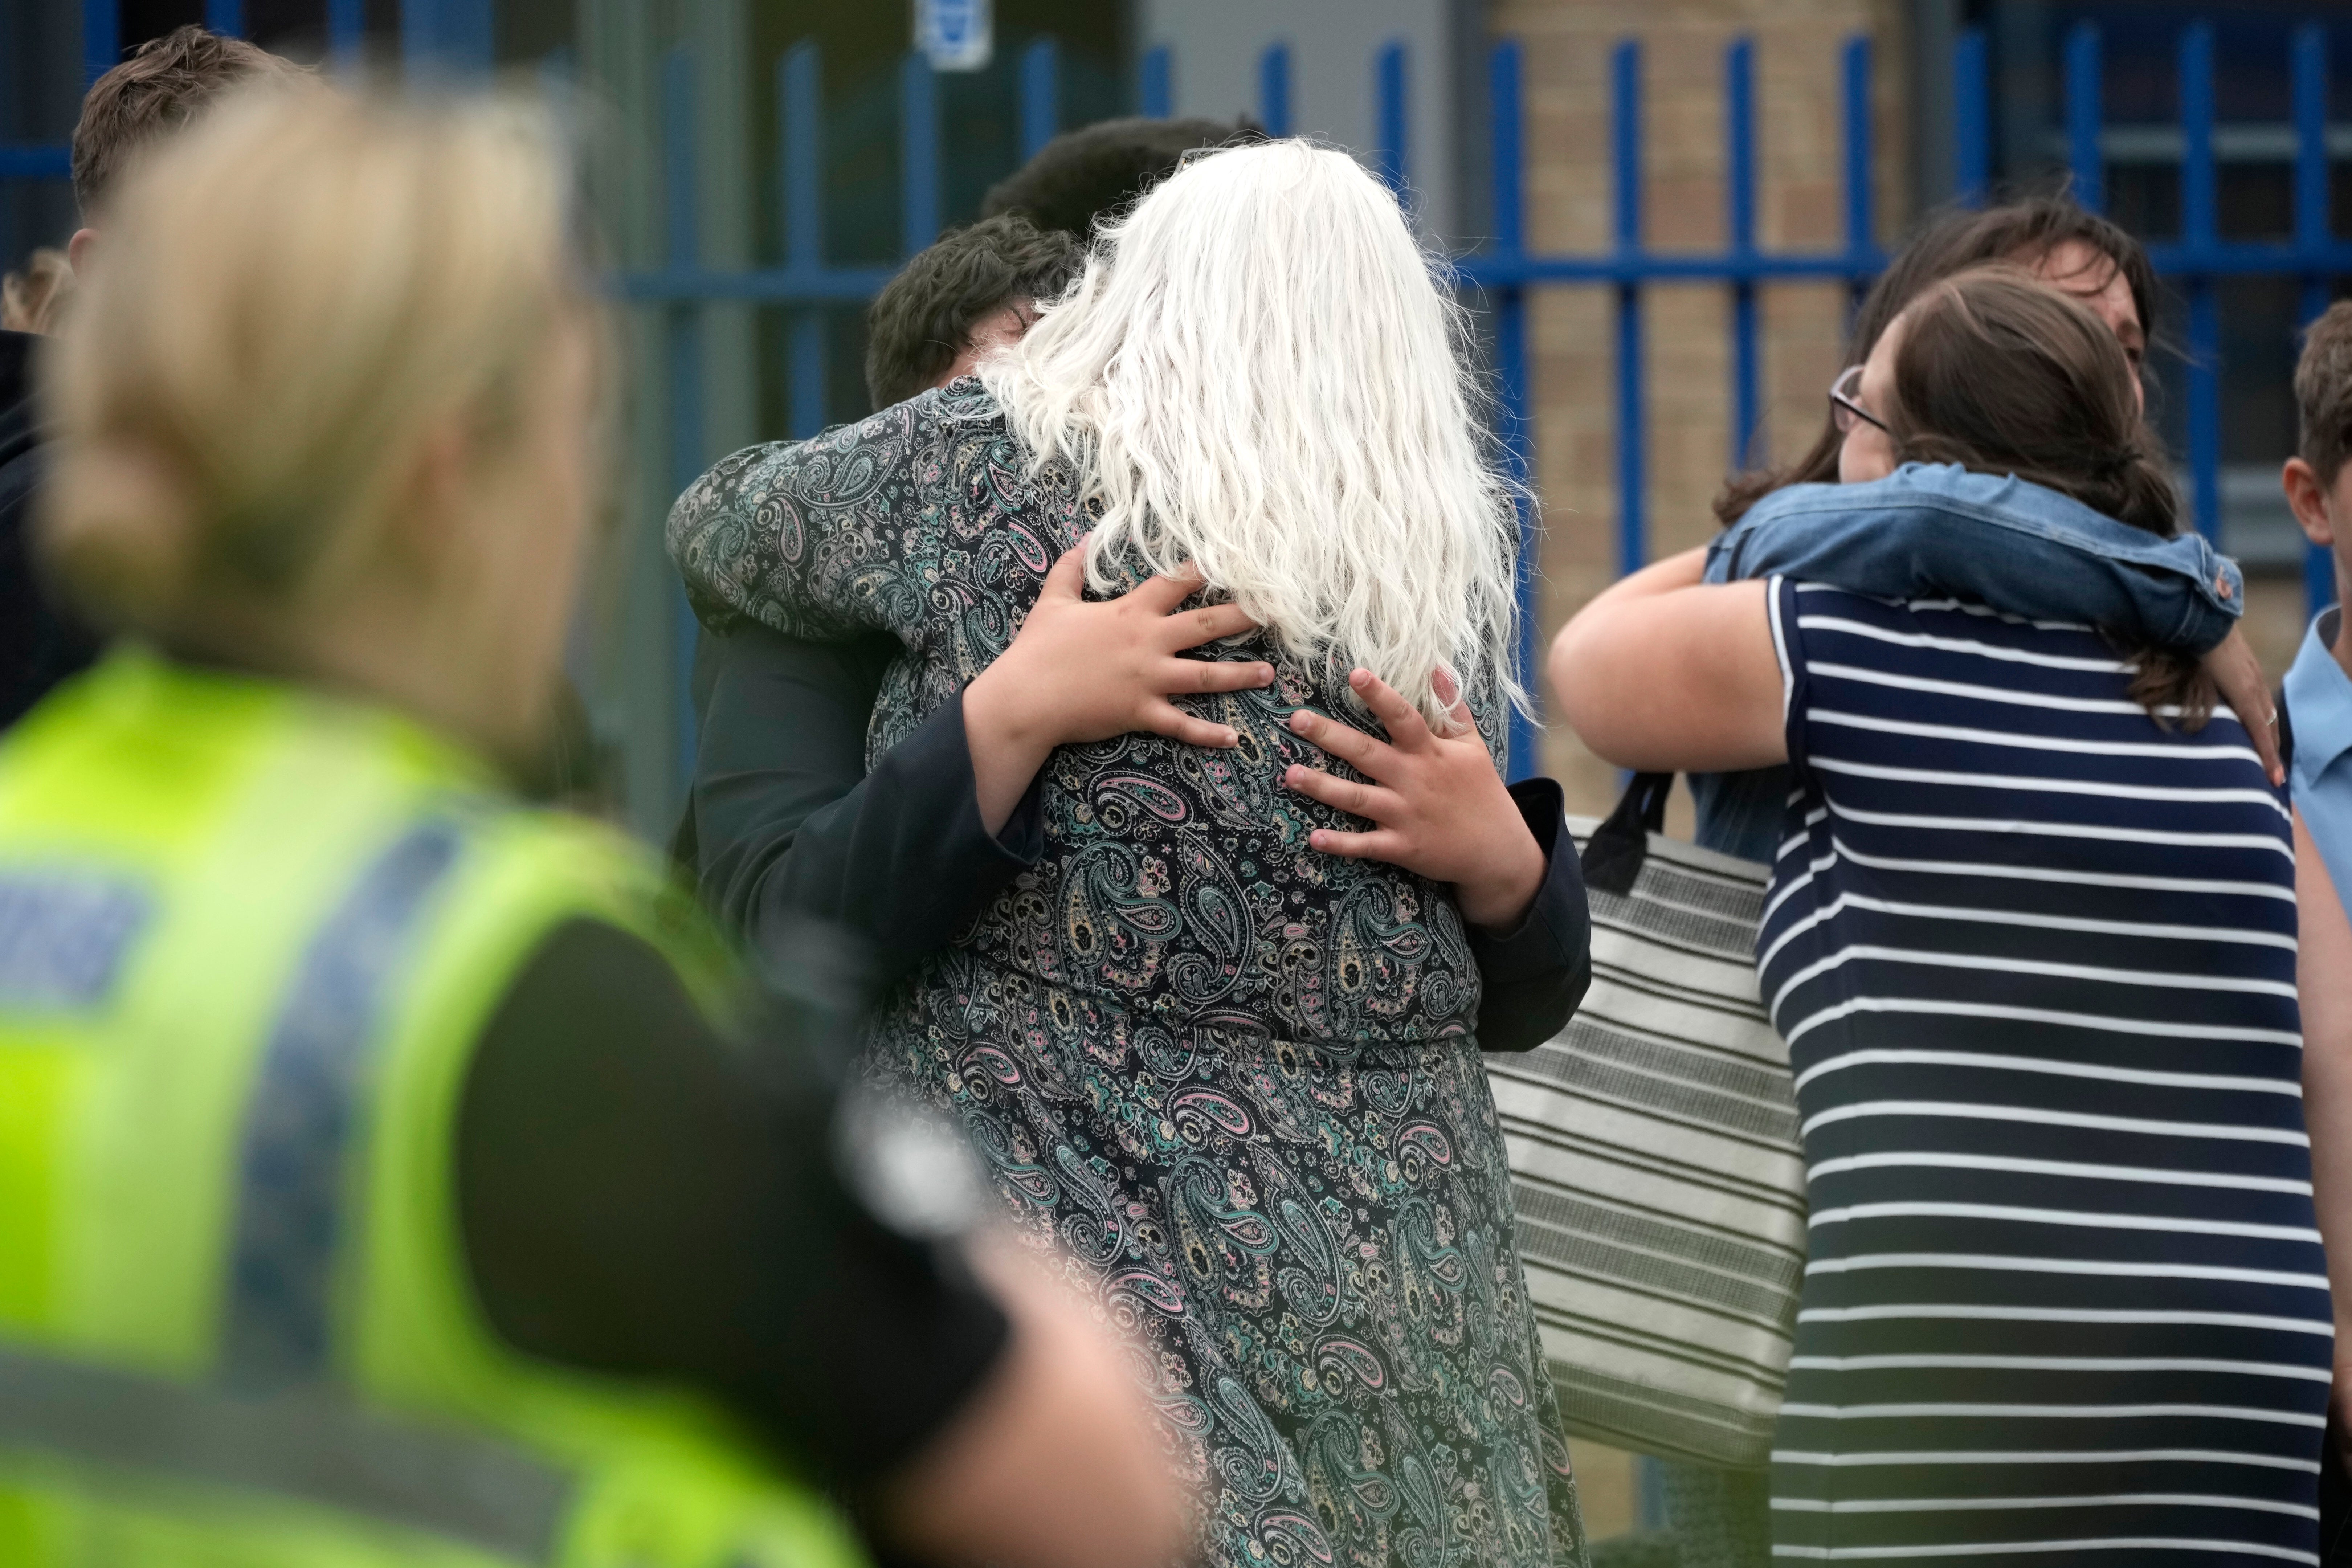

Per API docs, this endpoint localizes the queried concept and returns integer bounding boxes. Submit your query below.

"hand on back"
[1282,668,1545,931]
[961,541,1273,831]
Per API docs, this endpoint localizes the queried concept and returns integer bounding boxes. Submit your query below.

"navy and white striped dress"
[1760,579,2326,1565]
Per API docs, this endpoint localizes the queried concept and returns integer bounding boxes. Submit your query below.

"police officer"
[0,83,1184,1568]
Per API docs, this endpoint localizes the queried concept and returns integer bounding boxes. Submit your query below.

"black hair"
[862,213,1082,410]
[979,115,1263,238]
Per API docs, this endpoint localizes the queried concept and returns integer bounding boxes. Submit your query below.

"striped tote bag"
[1487,772,1806,1469]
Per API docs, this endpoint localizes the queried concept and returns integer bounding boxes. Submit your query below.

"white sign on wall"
[915,0,993,72]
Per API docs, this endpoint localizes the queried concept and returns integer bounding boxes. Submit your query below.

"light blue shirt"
[2287,605,2352,907]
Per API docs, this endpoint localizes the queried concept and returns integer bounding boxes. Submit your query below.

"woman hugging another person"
[670,140,1592,1568]
[1552,267,2322,1567]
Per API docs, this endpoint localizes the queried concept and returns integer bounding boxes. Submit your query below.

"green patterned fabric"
[669,381,1590,1568]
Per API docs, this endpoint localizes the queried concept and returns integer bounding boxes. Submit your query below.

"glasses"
[1829,364,1888,435]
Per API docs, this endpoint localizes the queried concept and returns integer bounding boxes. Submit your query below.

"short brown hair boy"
[71,25,297,215]
[863,214,1082,409]
[2296,301,2352,489]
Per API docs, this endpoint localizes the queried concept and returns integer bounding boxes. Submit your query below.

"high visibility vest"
[0,648,871,1568]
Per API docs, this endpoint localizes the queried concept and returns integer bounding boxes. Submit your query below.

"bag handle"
[1579,772,1673,897]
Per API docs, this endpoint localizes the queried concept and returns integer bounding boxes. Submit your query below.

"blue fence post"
[2180,23,2221,546]
[782,41,827,440]
[661,47,705,797]
[206,0,244,37]
[1259,44,1292,136]
[1842,36,1874,284]
[1726,37,1759,470]
[1375,41,1408,198]
[327,0,366,70]
[1140,46,1173,119]
[1613,40,1645,582]
[2295,23,2336,615]
[1954,28,1989,208]
[83,0,119,86]
[403,0,494,72]
[900,53,940,253]
[1020,37,1061,163]
[1489,38,1537,784]
[2065,22,2104,213]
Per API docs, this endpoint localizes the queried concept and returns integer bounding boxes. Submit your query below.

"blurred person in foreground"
[1,25,298,732]
[0,83,1181,1568]
[0,248,72,334]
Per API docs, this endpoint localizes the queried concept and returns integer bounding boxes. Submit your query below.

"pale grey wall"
[1137,0,1459,242]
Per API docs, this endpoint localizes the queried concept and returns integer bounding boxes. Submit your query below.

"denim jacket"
[1690,462,2245,864]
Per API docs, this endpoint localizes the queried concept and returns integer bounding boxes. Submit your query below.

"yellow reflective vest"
[0,648,870,1568]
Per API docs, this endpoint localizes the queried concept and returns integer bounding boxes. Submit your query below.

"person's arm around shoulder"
[2295,813,2352,1451]
[1548,546,1789,775]
[1715,466,2243,651]
[1715,475,2283,783]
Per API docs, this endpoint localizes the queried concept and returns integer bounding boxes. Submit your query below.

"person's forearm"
[1715,469,2242,652]
[960,667,1058,838]
[1469,780,1593,1053]
[1549,549,1788,773]
[1453,826,1545,930]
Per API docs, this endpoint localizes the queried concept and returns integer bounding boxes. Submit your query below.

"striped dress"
[1759,579,2327,1566]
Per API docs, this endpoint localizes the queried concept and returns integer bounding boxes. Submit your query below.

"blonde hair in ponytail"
[40,82,585,645]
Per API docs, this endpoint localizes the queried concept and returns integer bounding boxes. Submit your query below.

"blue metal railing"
[9,9,2348,788]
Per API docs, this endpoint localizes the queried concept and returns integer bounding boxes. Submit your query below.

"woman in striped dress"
[1549,267,2326,1567]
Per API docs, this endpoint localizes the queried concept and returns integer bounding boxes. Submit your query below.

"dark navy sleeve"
[456,919,1009,1492]
[1468,777,1593,1054]
[686,624,1044,988]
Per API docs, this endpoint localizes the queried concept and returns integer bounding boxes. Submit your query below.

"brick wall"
[1490,0,1912,820]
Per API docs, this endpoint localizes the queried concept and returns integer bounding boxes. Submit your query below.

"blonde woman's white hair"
[981,139,1527,727]
[40,81,586,641]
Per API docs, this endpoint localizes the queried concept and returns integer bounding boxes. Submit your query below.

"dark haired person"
[1553,267,2320,1567]
[980,116,1260,237]
[1,25,301,731]
[681,156,1588,1052]
[1597,196,2274,1568]
[862,214,1082,408]
[1680,197,2272,870]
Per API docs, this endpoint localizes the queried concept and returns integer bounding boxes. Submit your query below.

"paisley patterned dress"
[668,380,1588,1568]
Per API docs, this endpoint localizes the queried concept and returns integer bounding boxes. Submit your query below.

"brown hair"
[864,214,1082,408]
[71,25,301,215]
[1714,195,2159,526]
[2294,300,2352,489]
[1888,266,2207,722]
